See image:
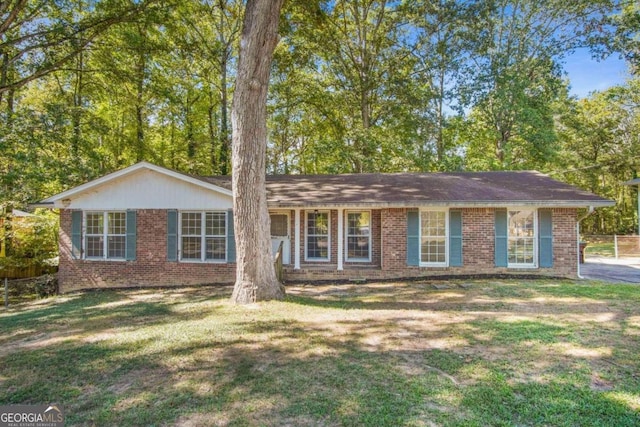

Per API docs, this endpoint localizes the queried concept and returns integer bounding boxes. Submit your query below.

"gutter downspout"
[577,206,594,279]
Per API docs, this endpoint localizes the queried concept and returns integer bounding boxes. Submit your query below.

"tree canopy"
[0,0,637,234]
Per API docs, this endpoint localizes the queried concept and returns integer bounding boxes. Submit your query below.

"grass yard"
[585,242,616,257]
[1,280,639,426]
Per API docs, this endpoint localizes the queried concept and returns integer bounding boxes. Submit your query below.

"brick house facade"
[41,162,612,292]
[58,209,236,291]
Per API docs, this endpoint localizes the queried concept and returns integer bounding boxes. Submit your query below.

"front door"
[270,213,291,265]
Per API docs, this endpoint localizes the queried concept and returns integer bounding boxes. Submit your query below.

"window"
[508,209,536,267]
[346,211,371,261]
[270,214,289,237]
[306,211,330,260]
[85,212,126,259]
[205,212,226,261]
[420,210,447,266]
[180,211,227,262]
[181,212,202,260]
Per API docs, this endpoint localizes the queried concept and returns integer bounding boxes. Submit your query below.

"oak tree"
[230,0,285,303]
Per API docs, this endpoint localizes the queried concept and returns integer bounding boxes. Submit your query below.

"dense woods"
[0,0,638,234]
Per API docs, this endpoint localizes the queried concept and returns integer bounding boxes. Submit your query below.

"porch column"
[337,208,344,270]
[294,208,301,270]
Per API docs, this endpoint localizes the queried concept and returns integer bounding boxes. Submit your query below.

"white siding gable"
[59,168,232,210]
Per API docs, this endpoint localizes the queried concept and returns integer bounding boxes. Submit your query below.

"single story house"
[37,162,613,293]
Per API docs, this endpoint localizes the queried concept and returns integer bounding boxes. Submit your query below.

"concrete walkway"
[580,256,640,284]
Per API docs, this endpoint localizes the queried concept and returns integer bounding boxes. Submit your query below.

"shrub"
[1,209,58,280]
[33,274,58,298]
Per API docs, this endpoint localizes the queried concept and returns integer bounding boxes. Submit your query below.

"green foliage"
[0,0,164,95]
[268,0,427,173]
[1,210,59,264]
[0,0,636,234]
[32,274,58,298]
[556,82,640,234]
[457,0,610,170]
[595,2,640,75]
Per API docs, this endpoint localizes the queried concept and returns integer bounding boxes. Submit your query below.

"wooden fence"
[0,264,58,279]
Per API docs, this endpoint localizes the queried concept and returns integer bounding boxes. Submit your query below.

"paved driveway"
[581,256,640,284]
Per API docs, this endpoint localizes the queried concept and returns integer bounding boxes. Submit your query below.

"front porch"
[282,264,385,282]
[270,208,383,275]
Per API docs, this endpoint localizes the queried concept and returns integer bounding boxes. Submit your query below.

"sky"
[563,48,630,98]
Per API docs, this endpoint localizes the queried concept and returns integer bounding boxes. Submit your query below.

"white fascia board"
[40,161,232,205]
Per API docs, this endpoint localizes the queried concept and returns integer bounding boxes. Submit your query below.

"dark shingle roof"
[197,171,613,208]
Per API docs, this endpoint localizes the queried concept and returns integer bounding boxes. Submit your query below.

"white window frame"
[345,210,372,262]
[84,211,127,260]
[305,210,331,262]
[507,208,538,268]
[419,208,449,267]
[179,211,227,263]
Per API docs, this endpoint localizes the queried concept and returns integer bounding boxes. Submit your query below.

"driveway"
[580,256,640,284]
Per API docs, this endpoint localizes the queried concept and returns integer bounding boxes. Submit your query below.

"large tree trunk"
[230,0,285,304]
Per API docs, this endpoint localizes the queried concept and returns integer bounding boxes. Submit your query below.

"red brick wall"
[381,208,409,271]
[551,208,578,276]
[59,207,580,291]
[460,208,495,268]
[289,207,578,282]
[58,209,235,293]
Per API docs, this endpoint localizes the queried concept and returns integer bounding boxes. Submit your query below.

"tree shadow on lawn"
[0,293,638,425]
[169,315,640,426]
[2,328,634,426]
[0,287,230,356]
[285,281,618,319]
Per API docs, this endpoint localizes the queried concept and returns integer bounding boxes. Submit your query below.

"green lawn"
[1,280,639,426]
[585,242,616,257]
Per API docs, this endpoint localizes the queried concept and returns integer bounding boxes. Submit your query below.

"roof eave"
[29,202,55,209]
[267,200,615,209]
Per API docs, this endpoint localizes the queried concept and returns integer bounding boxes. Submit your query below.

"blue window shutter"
[449,210,463,267]
[71,211,82,259]
[126,210,137,261]
[495,210,508,267]
[406,210,420,266]
[539,210,553,268]
[167,210,178,261]
[227,209,236,263]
